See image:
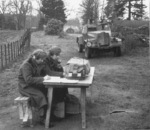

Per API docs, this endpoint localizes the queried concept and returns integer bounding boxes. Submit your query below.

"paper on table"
[43,76,78,83]
[44,76,61,83]
[60,78,79,83]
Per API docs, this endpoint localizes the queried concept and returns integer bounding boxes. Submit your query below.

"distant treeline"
[65,18,80,26]
[0,14,40,30]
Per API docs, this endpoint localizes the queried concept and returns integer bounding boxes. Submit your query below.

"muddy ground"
[0,31,150,130]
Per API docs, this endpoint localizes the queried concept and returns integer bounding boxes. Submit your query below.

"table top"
[43,67,95,88]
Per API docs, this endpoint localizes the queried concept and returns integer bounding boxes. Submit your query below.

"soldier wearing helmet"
[43,46,68,120]
[47,46,63,72]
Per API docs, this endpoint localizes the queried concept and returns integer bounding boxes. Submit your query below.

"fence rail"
[0,29,31,70]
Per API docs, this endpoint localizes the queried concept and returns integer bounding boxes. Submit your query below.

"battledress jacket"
[43,57,68,103]
[43,57,63,76]
[18,58,47,109]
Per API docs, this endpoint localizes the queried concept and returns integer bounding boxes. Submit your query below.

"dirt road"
[0,31,150,130]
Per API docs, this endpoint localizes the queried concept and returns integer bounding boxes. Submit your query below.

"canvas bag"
[65,94,80,114]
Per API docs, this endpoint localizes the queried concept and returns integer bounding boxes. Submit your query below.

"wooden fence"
[0,29,31,70]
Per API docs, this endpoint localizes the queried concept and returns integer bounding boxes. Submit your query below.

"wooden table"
[43,67,95,129]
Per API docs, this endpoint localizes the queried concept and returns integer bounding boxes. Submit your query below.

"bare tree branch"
[8,0,33,29]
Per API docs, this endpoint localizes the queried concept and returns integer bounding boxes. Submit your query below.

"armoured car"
[76,24,122,58]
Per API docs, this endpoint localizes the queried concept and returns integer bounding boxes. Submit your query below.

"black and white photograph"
[0,0,149,130]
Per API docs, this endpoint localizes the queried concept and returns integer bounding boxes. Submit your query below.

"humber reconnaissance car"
[76,23,122,58]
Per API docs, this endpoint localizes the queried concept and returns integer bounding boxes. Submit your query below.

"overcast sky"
[63,0,82,19]
[63,0,149,19]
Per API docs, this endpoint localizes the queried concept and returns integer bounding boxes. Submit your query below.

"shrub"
[45,18,63,35]
[111,19,149,35]
[111,19,149,53]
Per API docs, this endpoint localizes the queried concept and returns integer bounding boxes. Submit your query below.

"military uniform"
[18,58,47,110]
[44,57,68,104]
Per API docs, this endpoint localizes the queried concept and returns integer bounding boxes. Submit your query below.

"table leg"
[45,87,53,129]
[81,88,86,129]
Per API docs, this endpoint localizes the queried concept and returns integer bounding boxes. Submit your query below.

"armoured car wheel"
[76,37,79,43]
[114,47,121,57]
[85,46,91,59]
[78,43,83,53]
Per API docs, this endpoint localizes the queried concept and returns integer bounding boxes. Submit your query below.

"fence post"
[4,44,7,67]
[11,42,13,61]
[8,43,10,63]
[1,45,3,69]
[14,42,16,58]
[17,41,19,56]
[28,29,31,47]
[19,40,21,55]
[13,42,15,60]
[20,38,22,54]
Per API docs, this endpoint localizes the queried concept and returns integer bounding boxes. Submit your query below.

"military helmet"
[49,46,61,56]
[31,49,47,60]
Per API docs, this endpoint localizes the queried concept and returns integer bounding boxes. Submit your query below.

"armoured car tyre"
[78,43,83,53]
[113,47,116,56]
[76,37,79,43]
[117,47,121,56]
[114,47,121,57]
[85,46,91,59]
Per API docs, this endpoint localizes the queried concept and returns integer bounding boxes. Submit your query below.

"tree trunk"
[1,14,5,29]
[23,15,26,29]
[141,0,143,19]
[128,1,131,20]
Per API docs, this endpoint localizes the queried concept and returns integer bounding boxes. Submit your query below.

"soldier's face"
[52,54,60,61]
[36,58,44,64]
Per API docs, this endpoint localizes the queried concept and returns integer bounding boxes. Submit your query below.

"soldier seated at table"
[18,49,51,126]
[42,46,69,120]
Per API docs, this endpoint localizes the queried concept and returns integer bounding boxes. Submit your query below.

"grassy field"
[0,31,149,130]
[0,30,24,44]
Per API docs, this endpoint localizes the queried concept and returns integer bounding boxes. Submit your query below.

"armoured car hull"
[76,30,122,59]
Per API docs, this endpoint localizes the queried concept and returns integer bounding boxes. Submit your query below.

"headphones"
[32,55,36,59]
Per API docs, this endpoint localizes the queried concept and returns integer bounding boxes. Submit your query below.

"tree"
[122,0,146,20]
[105,0,146,20]
[132,0,146,20]
[93,0,99,23]
[5,15,16,30]
[38,16,46,30]
[40,0,66,23]
[114,0,126,18]
[105,0,117,19]
[80,0,99,24]
[0,0,11,29]
[9,0,32,30]
[45,18,63,35]
[0,14,5,29]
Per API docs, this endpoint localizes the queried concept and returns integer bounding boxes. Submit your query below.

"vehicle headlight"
[87,42,92,47]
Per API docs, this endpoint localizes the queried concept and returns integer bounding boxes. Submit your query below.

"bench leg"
[28,106,34,127]
[23,102,29,122]
[18,103,24,120]
[17,102,34,127]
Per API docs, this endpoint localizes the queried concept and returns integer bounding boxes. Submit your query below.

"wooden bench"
[14,96,34,127]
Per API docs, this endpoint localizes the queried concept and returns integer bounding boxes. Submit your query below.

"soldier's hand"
[44,75,51,80]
